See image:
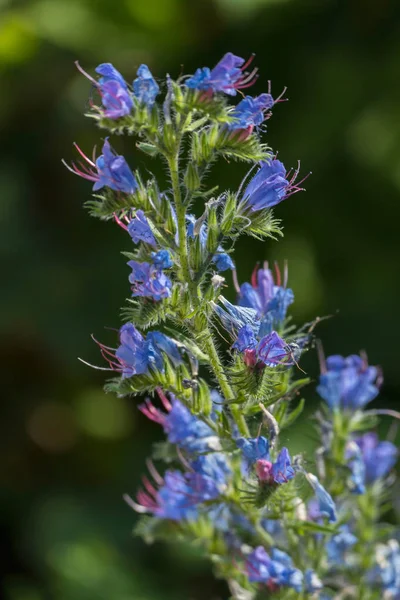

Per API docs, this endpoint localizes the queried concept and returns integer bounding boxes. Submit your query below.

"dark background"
[1,0,400,598]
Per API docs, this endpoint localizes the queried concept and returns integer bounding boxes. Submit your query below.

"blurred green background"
[2,0,400,598]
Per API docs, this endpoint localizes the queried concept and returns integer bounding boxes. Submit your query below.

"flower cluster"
[71,51,399,599]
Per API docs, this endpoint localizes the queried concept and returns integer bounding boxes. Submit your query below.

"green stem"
[167,152,249,437]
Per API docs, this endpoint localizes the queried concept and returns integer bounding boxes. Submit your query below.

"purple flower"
[245,546,303,591]
[355,432,397,483]
[317,354,380,411]
[237,436,270,465]
[257,331,294,367]
[65,139,137,194]
[112,323,181,378]
[307,473,337,523]
[188,453,231,499]
[133,64,160,108]
[238,263,294,335]
[186,52,257,96]
[128,260,172,300]
[228,93,274,133]
[151,249,173,270]
[127,210,156,245]
[94,63,133,119]
[242,159,305,212]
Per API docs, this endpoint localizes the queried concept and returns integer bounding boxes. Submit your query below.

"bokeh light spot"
[75,388,134,440]
[0,15,37,65]
[125,0,178,30]
[27,401,78,453]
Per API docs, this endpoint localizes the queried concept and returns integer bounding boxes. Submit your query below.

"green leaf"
[281,398,306,429]
[288,519,338,535]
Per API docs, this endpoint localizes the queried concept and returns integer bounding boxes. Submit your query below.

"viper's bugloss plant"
[68,53,400,599]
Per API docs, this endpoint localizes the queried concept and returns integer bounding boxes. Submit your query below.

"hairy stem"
[167,151,249,436]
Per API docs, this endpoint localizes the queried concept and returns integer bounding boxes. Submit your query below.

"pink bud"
[255,459,273,482]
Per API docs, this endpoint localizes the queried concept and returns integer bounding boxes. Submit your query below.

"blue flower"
[369,540,400,596]
[133,64,160,108]
[212,252,235,272]
[326,526,357,565]
[151,249,173,270]
[95,62,128,87]
[304,569,323,593]
[228,94,274,131]
[346,441,366,494]
[128,260,172,300]
[164,397,218,453]
[64,140,137,194]
[237,436,270,466]
[215,298,298,369]
[155,470,199,520]
[115,323,181,378]
[232,324,258,352]
[268,287,295,324]
[271,447,295,484]
[95,63,133,119]
[317,354,380,411]
[127,210,156,245]
[238,264,294,331]
[246,546,303,591]
[355,432,398,483]
[213,297,260,337]
[186,52,257,96]
[94,139,137,194]
[146,331,182,365]
[242,159,304,212]
[115,323,156,377]
[139,393,220,453]
[307,473,337,523]
[187,453,231,500]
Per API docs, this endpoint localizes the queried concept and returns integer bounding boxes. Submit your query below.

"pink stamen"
[73,142,96,167]
[283,260,288,288]
[123,493,149,514]
[232,269,241,294]
[251,262,260,288]
[146,459,164,486]
[316,339,327,375]
[240,54,255,72]
[114,213,128,231]
[142,475,158,498]
[274,86,288,103]
[156,387,173,411]
[90,334,116,352]
[75,60,98,86]
[274,261,281,287]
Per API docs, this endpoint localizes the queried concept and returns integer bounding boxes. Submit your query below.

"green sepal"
[136,141,159,157]
[184,162,201,192]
